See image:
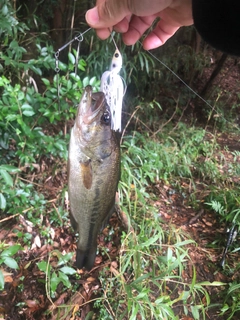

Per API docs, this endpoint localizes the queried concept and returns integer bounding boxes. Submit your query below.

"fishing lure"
[100,41,124,132]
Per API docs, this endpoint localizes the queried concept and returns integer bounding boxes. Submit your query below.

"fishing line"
[56,27,208,109]
[145,46,214,110]
[54,27,238,131]
[110,31,118,50]
[142,43,239,131]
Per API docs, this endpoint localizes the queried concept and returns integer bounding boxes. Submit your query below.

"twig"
[0,213,20,224]
[121,106,153,144]
[187,209,205,225]
[120,106,140,145]
[69,0,77,53]
[52,202,63,225]
[19,176,43,187]
[153,99,178,136]
[115,204,134,233]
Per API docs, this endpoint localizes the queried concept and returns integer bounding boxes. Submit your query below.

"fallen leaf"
[86,277,96,283]
[25,299,39,309]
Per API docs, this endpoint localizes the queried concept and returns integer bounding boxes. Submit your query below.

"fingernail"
[86,7,99,25]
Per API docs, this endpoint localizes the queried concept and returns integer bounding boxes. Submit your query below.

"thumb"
[85,0,130,28]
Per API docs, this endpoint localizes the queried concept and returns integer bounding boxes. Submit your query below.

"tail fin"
[76,248,96,271]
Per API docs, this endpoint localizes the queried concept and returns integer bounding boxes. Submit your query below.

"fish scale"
[68,86,120,270]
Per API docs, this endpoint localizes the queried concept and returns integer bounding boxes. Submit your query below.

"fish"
[68,85,120,270]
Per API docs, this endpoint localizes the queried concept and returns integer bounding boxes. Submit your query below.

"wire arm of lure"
[55,28,91,56]
[54,27,92,105]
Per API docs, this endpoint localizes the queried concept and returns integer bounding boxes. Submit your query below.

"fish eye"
[115,53,119,58]
[101,110,111,125]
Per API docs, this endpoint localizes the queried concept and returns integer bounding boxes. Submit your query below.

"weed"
[0,243,22,290]
[220,281,240,319]
[1,3,240,318]
[37,251,76,300]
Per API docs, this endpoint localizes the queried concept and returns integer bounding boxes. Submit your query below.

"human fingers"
[142,19,180,49]
[122,15,157,46]
[86,0,172,29]
[85,0,131,29]
[94,28,111,40]
[142,1,193,50]
[93,16,130,40]
[114,14,132,33]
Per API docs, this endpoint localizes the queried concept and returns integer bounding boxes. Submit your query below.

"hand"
[85,0,193,50]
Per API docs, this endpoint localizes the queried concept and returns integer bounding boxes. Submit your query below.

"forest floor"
[0,53,240,320]
[1,146,240,320]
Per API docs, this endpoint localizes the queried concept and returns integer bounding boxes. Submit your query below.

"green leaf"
[82,77,90,87]
[85,311,94,320]
[0,270,4,290]
[221,304,229,313]
[22,110,35,117]
[89,76,97,86]
[2,4,8,16]
[69,73,80,82]
[6,114,18,122]
[78,59,86,71]
[140,234,160,247]
[3,257,19,269]
[21,104,35,117]
[67,80,72,90]
[17,91,25,101]
[50,271,61,292]
[59,266,76,275]
[58,271,71,288]
[227,282,240,294]
[43,110,51,117]
[129,303,139,320]
[1,244,21,256]
[54,141,64,151]
[58,61,67,72]
[57,252,74,266]
[37,261,47,272]
[41,78,50,86]
[0,165,20,173]
[68,52,75,65]
[29,65,42,76]
[190,305,199,319]
[175,239,195,247]
[0,193,6,210]
[0,76,10,86]
[0,169,13,186]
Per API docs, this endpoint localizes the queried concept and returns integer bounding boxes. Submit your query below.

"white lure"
[100,49,124,132]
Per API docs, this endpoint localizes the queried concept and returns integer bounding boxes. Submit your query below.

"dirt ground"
[1,140,239,320]
[0,52,240,320]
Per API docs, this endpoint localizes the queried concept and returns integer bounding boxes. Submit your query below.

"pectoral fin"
[80,160,92,190]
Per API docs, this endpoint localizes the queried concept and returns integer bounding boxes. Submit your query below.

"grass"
[92,123,232,320]
[1,15,240,318]
[93,90,240,319]
[2,112,239,319]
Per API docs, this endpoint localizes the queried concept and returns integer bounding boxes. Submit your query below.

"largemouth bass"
[68,86,120,270]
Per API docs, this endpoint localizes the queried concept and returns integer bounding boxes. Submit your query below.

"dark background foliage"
[0,1,240,319]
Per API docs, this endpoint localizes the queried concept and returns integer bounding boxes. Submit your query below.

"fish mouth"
[81,86,105,124]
